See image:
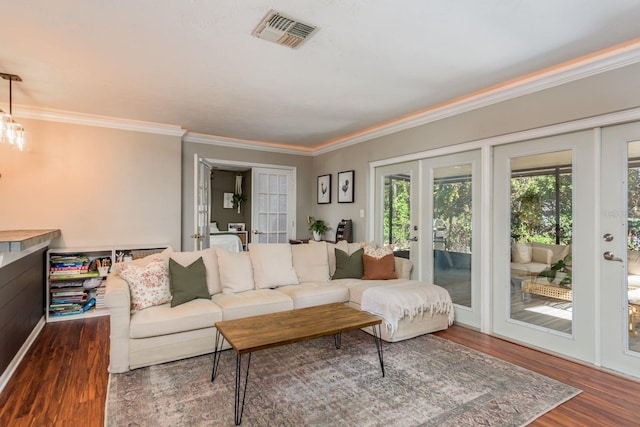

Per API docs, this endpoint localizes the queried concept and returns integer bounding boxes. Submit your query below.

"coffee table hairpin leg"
[211,329,224,382]
[372,324,385,377]
[234,353,252,425]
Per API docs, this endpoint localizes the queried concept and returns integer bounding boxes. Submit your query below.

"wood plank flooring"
[0,316,638,426]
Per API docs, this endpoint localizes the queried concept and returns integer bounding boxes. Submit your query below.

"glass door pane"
[432,164,473,307]
[623,141,640,356]
[423,150,481,328]
[509,151,573,334]
[628,141,640,353]
[383,173,412,258]
[374,161,419,277]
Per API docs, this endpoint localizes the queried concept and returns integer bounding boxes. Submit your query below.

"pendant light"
[0,73,25,151]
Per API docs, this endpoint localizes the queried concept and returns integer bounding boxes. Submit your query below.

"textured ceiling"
[1,1,640,148]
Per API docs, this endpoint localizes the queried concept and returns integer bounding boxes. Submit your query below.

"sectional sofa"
[105,241,454,373]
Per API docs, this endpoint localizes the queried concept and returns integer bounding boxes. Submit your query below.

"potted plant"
[231,193,247,214]
[537,254,572,288]
[309,219,330,241]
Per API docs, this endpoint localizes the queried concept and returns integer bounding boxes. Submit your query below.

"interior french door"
[373,161,421,278]
[600,121,640,378]
[193,154,211,250]
[492,131,596,363]
[251,167,296,243]
[421,150,482,327]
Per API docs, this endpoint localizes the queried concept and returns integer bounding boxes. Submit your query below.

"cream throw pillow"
[216,250,254,294]
[291,242,330,283]
[118,260,172,311]
[248,243,299,289]
[171,247,221,295]
[511,243,532,264]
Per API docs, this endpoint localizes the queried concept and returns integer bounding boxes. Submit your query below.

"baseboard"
[0,316,45,394]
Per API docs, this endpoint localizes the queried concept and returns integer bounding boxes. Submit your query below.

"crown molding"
[8,39,640,151]
[312,38,640,156]
[12,105,186,137]
[183,132,314,156]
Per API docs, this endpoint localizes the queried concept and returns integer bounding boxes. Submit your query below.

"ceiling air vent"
[252,10,317,49]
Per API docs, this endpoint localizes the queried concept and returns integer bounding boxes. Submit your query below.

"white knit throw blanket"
[361,281,454,335]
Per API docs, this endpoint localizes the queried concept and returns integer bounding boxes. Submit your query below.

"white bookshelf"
[45,245,166,323]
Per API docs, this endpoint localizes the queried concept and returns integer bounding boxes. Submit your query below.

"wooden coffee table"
[210,303,384,425]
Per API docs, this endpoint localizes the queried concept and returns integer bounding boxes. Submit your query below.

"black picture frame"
[337,170,354,203]
[317,174,331,204]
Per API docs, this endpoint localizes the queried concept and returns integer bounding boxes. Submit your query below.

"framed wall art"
[337,170,354,203]
[317,174,331,204]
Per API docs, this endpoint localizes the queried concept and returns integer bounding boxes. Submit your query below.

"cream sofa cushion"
[291,242,330,283]
[311,240,348,277]
[249,243,299,288]
[276,282,349,308]
[212,289,293,320]
[217,250,254,294]
[171,247,221,295]
[129,298,222,339]
[531,247,553,265]
[511,243,532,263]
[628,250,640,276]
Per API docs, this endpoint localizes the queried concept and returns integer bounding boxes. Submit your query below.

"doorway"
[194,157,297,249]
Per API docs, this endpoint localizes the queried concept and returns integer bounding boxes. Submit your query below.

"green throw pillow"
[332,248,364,279]
[169,257,210,307]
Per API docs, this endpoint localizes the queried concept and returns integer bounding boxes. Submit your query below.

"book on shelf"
[50,267,90,275]
[49,272,100,281]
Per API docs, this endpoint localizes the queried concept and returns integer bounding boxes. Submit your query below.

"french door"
[251,167,296,243]
[193,155,211,250]
[422,150,482,327]
[374,152,482,328]
[601,121,640,378]
[492,131,596,363]
[373,161,421,278]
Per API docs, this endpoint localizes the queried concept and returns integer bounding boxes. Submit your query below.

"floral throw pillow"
[119,260,172,311]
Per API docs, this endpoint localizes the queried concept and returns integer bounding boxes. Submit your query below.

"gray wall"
[181,142,314,249]
[311,62,640,242]
[210,169,251,232]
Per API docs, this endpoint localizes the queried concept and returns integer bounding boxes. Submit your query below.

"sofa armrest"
[105,274,131,373]
[531,247,553,265]
[394,257,413,280]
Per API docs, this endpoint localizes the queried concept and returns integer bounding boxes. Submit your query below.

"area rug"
[105,332,580,426]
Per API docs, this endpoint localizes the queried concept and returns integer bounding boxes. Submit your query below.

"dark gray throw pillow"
[332,248,364,279]
[169,257,210,307]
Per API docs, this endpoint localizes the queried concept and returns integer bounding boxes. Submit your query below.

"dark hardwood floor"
[0,317,638,426]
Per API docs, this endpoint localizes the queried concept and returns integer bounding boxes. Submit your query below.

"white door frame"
[251,166,297,243]
[421,150,482,327]
[492,131,597,364]
[193,154,211,250]
[200,158,297,242]
[600,121,640,378]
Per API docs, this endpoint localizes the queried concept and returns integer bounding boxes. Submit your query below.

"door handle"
[251,229,263,235]
[410,236,418,242]
[603,251,623,262]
